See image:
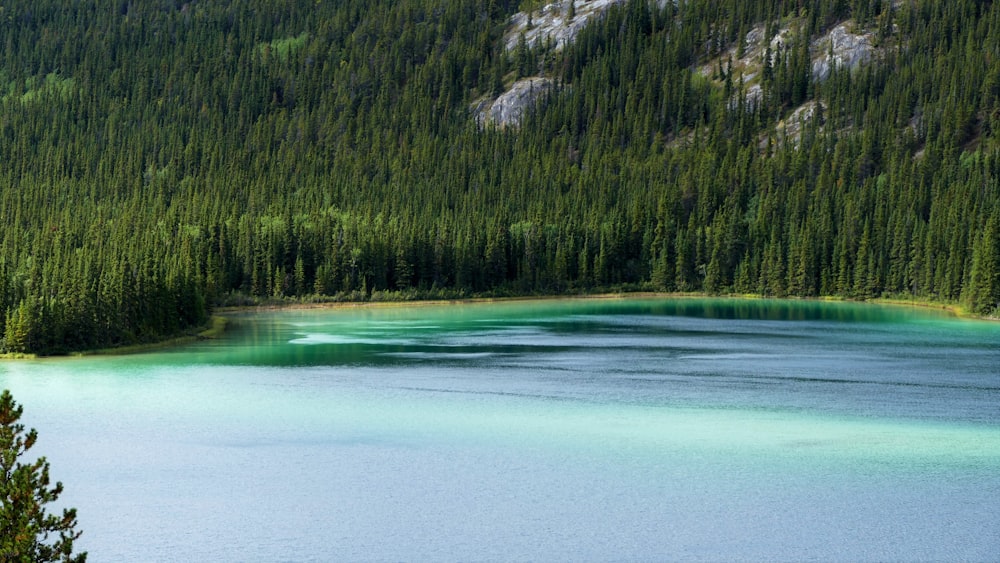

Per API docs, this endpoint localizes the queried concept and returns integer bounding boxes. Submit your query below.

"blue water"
[1,298,998,560]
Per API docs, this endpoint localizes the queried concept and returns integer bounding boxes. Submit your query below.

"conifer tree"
[0,390,86,562]
[965,211,1000,315]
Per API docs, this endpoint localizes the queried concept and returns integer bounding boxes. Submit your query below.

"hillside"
[0,0,998,354]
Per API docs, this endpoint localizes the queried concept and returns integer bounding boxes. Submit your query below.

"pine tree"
[0,390,86,562]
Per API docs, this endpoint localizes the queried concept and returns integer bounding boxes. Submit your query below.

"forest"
[0,0,997,354]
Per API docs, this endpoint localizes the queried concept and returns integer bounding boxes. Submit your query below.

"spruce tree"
[0,390,86,562]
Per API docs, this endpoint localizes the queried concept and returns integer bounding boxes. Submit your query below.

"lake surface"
[1,297,998,561]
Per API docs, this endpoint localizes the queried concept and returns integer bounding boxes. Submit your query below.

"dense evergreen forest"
[0,0,998,354]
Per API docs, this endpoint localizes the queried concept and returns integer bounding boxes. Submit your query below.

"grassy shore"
[215,289,1000,325]
[214,290,709,314]
[0,351,37,360]
[867,293,997,321]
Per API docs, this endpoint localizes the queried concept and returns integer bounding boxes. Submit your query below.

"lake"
[1,297,998,561]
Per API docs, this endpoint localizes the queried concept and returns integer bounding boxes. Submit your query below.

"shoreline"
[214,291,709,314]
[216,290,993,321]
[2,292,992,360]
[76,315,230,356]
[0,316,228,360]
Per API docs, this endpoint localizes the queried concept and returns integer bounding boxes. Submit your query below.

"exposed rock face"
[474,77,555,128]
[480,0,671,128]
[708,20,879,121]
[481,0,654,128]
[714,21,876,85]
[484,3,878,129]
[811,24,875,80]
[478,0,609,129]
[770,100,826,148]
[712,24,794,87]
[504,0,629,52]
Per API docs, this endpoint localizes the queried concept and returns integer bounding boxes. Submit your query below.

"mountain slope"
[0,0,998,354]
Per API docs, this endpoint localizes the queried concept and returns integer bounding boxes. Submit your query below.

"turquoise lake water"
[1,298,998,560]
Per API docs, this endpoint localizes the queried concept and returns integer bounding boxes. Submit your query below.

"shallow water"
[1,298,998,561]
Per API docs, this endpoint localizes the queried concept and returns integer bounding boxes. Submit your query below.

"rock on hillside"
[482,0,671,127]
[479,0,626,128]
[702,19,879,143]
[480,0,679,128]
[473,77,554,129]
[504,0,628,52]
[483,3,882,129]
[811,23,875,80]
[768,100,827,148]
[707,21,877,87]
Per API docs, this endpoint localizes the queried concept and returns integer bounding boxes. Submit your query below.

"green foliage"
[518,1,547,14]
[258,33,310,63]
[0,390,86,562]
[964,210,1000,315]
[0,0,997,353]
[1,72,76,105]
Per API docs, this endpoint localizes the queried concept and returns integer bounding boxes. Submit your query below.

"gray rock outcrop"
[504,0,629,52]
[811,24,875,80]
[478,1,644,128]
[474,77,555,129]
